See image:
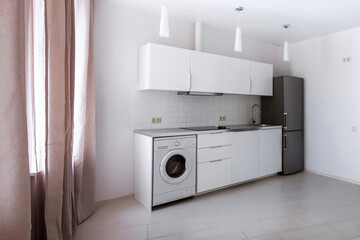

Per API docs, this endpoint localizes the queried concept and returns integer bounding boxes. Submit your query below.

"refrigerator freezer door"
[283,131,304,174]
[283,77,303,131]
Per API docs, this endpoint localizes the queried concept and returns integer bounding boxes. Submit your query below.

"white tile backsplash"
[132,89,260,130]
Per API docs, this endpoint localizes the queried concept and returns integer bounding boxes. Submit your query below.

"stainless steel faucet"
[251,104,261,125]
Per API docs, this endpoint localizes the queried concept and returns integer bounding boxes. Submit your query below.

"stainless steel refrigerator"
[261,76,304,175]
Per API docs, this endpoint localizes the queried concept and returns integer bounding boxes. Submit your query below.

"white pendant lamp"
[234,27,242,52]
[234,7,244,52]
[283,24,290,62]
[159,6,169,37]
[283,41,290,61]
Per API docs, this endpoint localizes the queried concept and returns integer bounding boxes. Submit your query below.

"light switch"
[352,127,357,132]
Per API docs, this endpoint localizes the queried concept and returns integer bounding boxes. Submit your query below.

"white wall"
[94,0,281,202]
[286,28,360,183]
[201,26,283,76]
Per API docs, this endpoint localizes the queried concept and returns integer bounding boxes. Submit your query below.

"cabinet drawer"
[197,145,232,164]
[197,132,233,148]
[197,158,231,193]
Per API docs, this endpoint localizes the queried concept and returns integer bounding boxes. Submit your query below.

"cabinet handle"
[189,71,192,91]
[209,132,223,135]
[209,159,223,163]
[209,146,223,149]
[250,77,252,93]
[283,112,288,130]
[284,133,288,151]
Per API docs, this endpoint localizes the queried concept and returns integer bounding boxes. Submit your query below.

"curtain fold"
[26,0,96,239]
[0,1,31,239]
[73,0,96,224]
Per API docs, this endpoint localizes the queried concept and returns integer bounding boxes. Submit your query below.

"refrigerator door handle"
[283,112,288,130]
[284,133,288,151]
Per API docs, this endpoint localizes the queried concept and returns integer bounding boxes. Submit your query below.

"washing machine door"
[160,150,192,184]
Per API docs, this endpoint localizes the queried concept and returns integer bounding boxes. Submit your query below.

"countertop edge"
[134,125,283,138]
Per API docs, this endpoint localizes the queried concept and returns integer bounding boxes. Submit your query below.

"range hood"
[177,91,223,96]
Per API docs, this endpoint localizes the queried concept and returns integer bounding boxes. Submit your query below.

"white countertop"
[134,124,282,137]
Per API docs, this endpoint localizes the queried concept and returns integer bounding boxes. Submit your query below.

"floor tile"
[149,235,181,240]
[239,217,298,238]
[277,225,342,240]
[180,225,247,240]
[330,204,360,220]
[148,217,208,239]
[248,235,280,240]
[289,209,343,228]
[203,210,261,228]
[328,218,360,239]
[77,225,147,240]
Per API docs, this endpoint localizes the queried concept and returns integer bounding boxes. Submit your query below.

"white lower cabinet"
[231,131,260,183]
[197,132,233,193]
[197,158,231,193]
[259,129,282,177]
[197,128,281,194]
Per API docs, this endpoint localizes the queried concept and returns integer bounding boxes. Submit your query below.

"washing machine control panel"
[171,138,195,149]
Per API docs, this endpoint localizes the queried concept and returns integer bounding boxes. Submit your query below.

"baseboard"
[305,169,360,186]
[96,194,134,205]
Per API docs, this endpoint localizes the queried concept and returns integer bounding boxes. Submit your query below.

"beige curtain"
[27,0,96,239]
[0,1,31,240]
[73,0,96,224]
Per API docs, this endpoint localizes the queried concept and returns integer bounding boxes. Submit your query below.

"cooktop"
[181,126,228,131]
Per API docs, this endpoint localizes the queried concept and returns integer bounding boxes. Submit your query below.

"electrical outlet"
[152,117,162,123]
[219,116,226,121]
[343,57,351,63]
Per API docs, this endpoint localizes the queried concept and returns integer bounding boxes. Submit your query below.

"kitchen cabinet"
[139,43,273,96]
[250,61,273,96]
[197,132,233,193]
[223,56,251,94]
[139,43,190,91]
[190,51,223,93]
[197,158,231,193]
[231,131,260,183]
[259,129,282,177]
[197,132,233,148]
[198,145,232,163]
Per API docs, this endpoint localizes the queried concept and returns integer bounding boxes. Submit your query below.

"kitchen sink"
[252,124,273,127]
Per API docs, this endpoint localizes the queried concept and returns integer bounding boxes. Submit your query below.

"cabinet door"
[259,129,282,177]
[223,56,250,94]
[197,132,233,148]
[190,51,223,93]
[197,158,231,193]
[232,131,260,183]
[250,61,273,96]
[139,43,190,91]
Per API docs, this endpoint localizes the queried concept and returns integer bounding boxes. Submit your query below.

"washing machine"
[153,135,196,206]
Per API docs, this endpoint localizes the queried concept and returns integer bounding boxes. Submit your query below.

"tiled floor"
[76,172,360,240]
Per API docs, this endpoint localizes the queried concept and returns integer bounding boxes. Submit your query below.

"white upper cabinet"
[190,51,223,93]
[250,61,273,96]
[139,43,273,96]
[139,43,190,91]
[223,56,251,94]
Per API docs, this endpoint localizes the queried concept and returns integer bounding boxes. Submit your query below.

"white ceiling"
[113,0,360,45]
